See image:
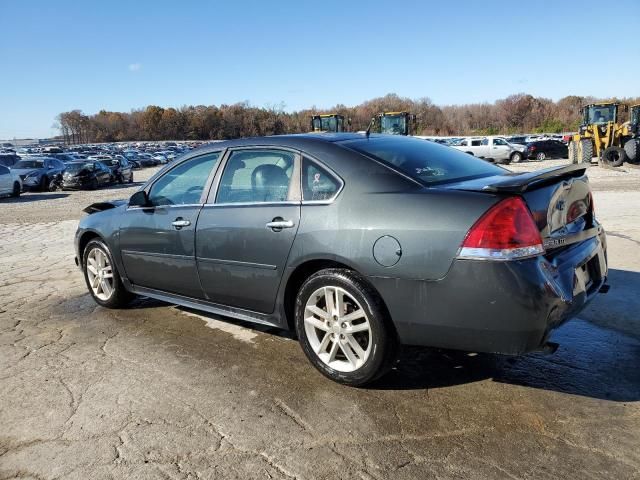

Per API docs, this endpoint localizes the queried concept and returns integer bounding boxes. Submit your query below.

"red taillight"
[459,197,544,260]
[530,145,537,151]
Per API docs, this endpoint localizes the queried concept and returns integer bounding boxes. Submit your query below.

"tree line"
[55,93,640,144]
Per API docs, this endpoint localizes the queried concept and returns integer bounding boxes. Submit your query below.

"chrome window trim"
[139,149,225,205]
[300,154,345,205]
[201,201,300,208]
[208,146,302,206]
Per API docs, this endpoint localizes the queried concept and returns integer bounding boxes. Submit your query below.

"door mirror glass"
[129,190,150,207]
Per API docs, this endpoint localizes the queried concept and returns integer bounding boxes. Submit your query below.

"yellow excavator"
[310,114,347,133]
[569,102,638,167]
[377,111,416,136]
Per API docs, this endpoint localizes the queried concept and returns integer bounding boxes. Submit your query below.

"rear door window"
[216,149,295,204]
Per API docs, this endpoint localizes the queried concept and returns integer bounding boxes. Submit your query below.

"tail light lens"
[458,196,544,261]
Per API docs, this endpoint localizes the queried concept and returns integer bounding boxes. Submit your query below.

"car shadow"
[124,268,640,402]
[2,193,69,203]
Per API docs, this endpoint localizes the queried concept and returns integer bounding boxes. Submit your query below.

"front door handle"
[266,218,294,231]
[172,218,191,230]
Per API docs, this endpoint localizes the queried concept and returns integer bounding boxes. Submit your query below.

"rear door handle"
[266,219,294,231]
[172,218,191,230]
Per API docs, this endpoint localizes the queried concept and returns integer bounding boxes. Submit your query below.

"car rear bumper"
[369,231,608,355]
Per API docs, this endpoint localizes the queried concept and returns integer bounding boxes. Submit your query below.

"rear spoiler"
[482,164,588,193]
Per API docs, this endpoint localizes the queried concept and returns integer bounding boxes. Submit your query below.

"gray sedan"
[75,134,608,385]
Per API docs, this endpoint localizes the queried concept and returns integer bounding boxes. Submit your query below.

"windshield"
[313,116,341,132]
[65,162,94,172]
[587,105,616,124]
[631,107,640,126]
[14,160,44,169]
[380,115,407,135]
[341,136,504,186]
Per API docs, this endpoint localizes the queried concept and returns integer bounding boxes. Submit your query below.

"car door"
[118,151,221,298]
[491,138,511,161]
[195,148,301,313]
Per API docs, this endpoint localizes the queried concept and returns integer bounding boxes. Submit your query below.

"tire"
[624,139,639,164]
[39,176,49,192]
[11,182,20,197]
[568,141,578,163]
[128,173,134,183]
[510,151,523,163]
[295,268,398,386]
[82,238,134,308]
[535,151,547,161]
[89,178,99,190]
[117,174,124,184]
[601,146,627,167]
[579,139,594,164]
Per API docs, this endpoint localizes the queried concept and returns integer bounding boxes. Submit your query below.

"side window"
[149,152,220,206]
[302,158,340,202]
[493,138,506,146]
[472,139,483,147]
[216,149,294,204]
[0,165,9,175]
[480,138,489,146]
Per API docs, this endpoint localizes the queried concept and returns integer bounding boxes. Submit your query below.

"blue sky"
[1,0,639,139]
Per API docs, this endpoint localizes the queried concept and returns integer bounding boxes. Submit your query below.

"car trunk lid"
[443,165,597,250]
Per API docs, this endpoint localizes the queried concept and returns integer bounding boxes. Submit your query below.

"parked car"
[104,156,134,183]
[452,136,524,164]
[0,153,20,168]
[524,140,569,161]
[12,157,66,191]
[506,135,528,145]
[62,161,113,190]
[51,153,80,163]
[0,164,22,197]
[152,153,169,164]
[75,134,608,386]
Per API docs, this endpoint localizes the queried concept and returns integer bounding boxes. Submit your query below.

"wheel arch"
[281,258,393,334]
[78,230,103,265]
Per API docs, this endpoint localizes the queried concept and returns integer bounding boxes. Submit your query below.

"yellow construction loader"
[377,111,416,136]
[569,102,637,167]
[310,114,347,133]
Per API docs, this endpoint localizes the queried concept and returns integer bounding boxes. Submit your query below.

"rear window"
[341,136,504,186]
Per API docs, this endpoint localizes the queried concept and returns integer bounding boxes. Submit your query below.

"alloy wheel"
[86,247,115,301]
[303,286,372,372]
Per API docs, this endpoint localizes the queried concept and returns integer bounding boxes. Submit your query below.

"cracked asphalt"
[1,162,639,479]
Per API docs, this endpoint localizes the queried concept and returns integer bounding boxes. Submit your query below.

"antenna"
[365,117,376,138]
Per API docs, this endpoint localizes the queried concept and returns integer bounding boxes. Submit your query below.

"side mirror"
[129,190,150,207]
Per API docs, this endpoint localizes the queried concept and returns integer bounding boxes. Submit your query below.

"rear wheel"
[601,146,627,167]
[624,139,639,164]
[578,139,594,164]
[128,172,134,183]
[11,182,20,197]
[39,176,49,192]
[82,239,134,308]
[535,151,547,161]
[295,268,398,386]
[89,178,99,190]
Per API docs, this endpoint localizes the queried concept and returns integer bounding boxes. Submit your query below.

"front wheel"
[510,152,523,163]
[601,146,627,167]
[535,151,547,161]
[82,239,134,308]
[11,182,20,197]
[295,268,398,386]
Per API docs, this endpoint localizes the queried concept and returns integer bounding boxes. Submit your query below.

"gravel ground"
[1,159,639,479]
